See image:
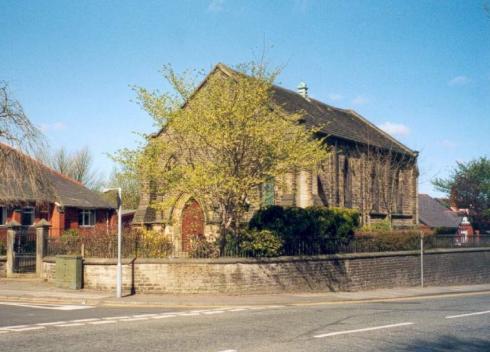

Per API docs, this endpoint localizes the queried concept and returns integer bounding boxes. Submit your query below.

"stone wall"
[41,248,490,294]
[0,256,5,278]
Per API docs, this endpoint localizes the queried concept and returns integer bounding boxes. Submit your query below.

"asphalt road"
[0,293,489,351]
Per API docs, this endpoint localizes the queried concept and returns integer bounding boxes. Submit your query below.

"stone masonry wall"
[40,248,490,294]
[0,257,6,278]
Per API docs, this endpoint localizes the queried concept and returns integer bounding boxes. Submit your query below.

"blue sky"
[1,0,489,195]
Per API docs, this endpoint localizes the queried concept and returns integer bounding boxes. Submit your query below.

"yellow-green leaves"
[128,62,329,235]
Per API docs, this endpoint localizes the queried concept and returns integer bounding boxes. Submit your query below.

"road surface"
[0,292,489,351]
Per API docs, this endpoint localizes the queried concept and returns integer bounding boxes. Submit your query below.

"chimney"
[297,82,308,98]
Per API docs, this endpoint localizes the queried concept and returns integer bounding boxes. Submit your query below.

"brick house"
[134,64,419,252]
[0,143,115,239]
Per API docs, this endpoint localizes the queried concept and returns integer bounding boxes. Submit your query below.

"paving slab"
[1,278,489,308]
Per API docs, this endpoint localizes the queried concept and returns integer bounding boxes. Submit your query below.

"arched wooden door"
[181,199,204,252]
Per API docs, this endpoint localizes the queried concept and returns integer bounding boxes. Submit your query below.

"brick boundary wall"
[37,248,490,294]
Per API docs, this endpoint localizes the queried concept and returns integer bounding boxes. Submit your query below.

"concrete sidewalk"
[0,278,489,308]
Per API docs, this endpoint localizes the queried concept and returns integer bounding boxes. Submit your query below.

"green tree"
[433,157,490,230]
[116,62,328,244]
[104,167,141,210]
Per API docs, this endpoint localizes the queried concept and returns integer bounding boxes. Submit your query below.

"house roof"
[418,193,462,228]
[0,143,113,209]
[215,63,417,156]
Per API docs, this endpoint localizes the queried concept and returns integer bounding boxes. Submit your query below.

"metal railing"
[46,232,490,259]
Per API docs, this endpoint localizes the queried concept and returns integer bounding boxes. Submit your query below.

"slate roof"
[0,143,113,209]
[216,63,417,156]
[418,194,462,228]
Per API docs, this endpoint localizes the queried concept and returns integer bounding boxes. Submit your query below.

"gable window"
[21,207,35,226]
[79,209,96,227]
[0,206,6,225]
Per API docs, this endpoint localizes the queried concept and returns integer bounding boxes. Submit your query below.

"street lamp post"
[103,187,122,298]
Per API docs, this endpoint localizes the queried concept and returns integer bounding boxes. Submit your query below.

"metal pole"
[420,232,424,288]
[116,188,122,298]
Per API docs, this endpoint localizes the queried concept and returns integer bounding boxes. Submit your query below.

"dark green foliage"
[433,157,490,231]
[249,206,360,254]
[354,231,423,251]
[237,229,283,257]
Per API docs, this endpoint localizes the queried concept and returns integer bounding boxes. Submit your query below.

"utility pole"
[420,231,424,288]
[103,187,123,298]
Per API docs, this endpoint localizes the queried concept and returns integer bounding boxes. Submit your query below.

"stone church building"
[134,64,419,252]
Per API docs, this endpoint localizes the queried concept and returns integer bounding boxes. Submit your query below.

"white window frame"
[79,209,96,227]
[21,207,35,226]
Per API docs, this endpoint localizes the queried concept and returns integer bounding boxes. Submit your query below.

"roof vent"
[297,82,308,98]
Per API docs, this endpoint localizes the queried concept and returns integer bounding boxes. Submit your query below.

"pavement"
[1,277,489,308]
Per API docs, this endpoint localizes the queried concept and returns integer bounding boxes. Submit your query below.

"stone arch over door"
[180,199,205,252]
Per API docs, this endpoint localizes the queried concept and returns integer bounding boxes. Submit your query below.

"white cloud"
[448,75,470,86]
[352,95,369,105]
[208,0,225,12]
[39,121,66,133]
[328,93,343,101]
[378,122,410,137]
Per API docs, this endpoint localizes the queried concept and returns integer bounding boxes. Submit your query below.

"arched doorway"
[181,199,205,252]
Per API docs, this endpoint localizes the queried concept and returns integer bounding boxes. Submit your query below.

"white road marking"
[120,317,148,322]
[89,320,116,325]
[446,310,490,319]
[152,315,177,319]
[36,321,68,326]
[0,325,29,330]
[0,303,286,335]
[55,323,86,327]
[313,322,414,338]
[228,308,248,312]
[10,326,46,332]
[132,314,158,318]
[102,316,130,320]
[217,350,238,352]
[0,302,93,311]
[71,318,99,323]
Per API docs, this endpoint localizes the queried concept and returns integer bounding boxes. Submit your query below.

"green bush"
[238,229,283,257]
[358,219,392,233]
[354,231,426,251]
[188,235,219,258]
[135,229,174,258]
[249,206,360,253]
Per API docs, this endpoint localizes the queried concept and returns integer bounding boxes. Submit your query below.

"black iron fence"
[13,226,37,273]
[46,231,490,259]
[0,234,6,255]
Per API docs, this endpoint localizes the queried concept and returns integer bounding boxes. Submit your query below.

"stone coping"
[42,247,490,265]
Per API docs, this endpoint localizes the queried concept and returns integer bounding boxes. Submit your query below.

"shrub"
[358,219,392,233]
[188,235,219,258]
[354,230,426,252]
[58,229,82,255]
[238,229,283,257]
[249,206,360,254]
[135,229,174,258]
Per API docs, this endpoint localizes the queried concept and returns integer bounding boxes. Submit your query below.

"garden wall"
[0,257,5,278]
[40,248,490,294]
